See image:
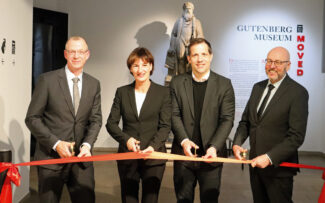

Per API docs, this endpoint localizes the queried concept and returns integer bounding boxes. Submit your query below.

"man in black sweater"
[170,38,235,203]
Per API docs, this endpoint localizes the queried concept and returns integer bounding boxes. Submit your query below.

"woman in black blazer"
[106,47,171,203]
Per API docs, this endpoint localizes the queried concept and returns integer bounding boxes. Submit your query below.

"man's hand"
[232,145,247,160]
[182,139,199,157]
[251,154,270,168]
[127,137,140,152]
[77,144,91,157]
[202,147,217,163]
[56,141,75,158]
[140,146,154,153]
[202,147,217,159]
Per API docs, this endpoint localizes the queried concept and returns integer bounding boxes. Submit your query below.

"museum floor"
[20,152,325,203]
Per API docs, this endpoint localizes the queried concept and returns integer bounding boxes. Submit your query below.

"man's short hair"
[188,38,212,55]
[127,47,154,75]
[65,36,88,50]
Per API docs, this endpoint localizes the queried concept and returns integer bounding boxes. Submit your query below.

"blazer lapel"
[184,75,195,119]
[253,80,268,122]
[127,82,139,120]
[201,74,214,119]
[58,68,75,117]
[139,82,154,120]
[260,76,290,120]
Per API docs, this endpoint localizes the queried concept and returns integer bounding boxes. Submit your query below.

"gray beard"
[183,13,193,22]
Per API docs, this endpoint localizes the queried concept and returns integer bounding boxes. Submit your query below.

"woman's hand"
[126,137,140,152]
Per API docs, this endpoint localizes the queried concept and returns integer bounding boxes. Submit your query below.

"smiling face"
[130,58,152,83]
[265,47,291,84]
[187,42,213,79]
[64,38,89,74]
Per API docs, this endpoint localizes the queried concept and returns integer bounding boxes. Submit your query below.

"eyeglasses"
[65,49,88,56]
[265,59,289,66]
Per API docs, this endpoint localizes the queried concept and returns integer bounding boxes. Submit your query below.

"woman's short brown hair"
[127,47,154,75]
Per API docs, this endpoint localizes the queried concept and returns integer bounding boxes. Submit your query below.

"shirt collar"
[268,74,286,89]
[192,70,210,82]
[65,65,83,81]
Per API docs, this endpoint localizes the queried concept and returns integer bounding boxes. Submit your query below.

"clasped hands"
[126,137,154,153]
[232,145,270,168]
[182,139,217,162]
[56,141,91,158]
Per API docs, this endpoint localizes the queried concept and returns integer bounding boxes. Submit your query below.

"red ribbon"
[319,171,325,203]
[0,153,324,203]
[280,162,325,203]
[0,152,151,203]
[0,163,21,203]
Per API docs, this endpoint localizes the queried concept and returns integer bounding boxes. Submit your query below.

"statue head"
[182,2,194,21]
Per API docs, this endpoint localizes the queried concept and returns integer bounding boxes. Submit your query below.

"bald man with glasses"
[233,46,309,203]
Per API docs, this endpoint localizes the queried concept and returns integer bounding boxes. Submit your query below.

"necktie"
[257,84,275,119]
[72,77,80,115]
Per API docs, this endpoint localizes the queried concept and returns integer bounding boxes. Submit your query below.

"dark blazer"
[25,68,102,170]
[233,75,309,177]
[106,81,171,165]
[170,71,235,160]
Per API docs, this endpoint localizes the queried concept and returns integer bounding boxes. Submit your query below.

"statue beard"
[183,13,193,22]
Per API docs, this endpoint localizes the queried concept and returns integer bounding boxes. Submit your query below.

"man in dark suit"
[233,46,309,203]
[171,38,235,203]
[25,36,102,203]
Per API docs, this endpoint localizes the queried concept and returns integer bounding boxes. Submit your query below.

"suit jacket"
[170,71,235,162]
[25,68,102,170]
[106,81,171,166]
[233,75,309,177]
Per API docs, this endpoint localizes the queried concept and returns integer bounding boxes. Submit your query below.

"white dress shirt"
[257,74,287,114]
[135,91,147,116]
[65,65,82,105]
[257,74,286,164]
[192,70,210,82]
[53,66,91,151]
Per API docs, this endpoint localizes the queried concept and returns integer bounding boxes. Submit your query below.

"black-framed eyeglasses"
[265,59,289,66]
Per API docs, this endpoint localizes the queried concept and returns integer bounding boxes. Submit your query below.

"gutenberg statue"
[165,2,204,85]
